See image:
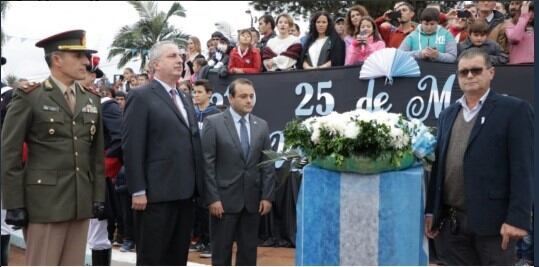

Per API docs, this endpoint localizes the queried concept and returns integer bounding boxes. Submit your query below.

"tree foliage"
[249,1,459,21]
[2,73,18,88]
[108,1,189,71]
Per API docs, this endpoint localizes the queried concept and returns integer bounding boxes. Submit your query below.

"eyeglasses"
[458,67,485,77]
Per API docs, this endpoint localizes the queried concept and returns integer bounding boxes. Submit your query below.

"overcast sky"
[1,1,309,82]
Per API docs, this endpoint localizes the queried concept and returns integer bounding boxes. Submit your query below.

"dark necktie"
[239,117,250,158]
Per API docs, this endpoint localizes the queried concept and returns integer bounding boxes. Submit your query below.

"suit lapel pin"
[481,116,485,125]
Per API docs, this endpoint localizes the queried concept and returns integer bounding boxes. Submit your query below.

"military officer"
[0,30,105,265]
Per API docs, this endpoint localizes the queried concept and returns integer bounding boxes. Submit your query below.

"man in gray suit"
[202,78,275,265]
[121,40,204,265]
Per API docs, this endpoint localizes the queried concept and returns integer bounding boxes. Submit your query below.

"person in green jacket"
[399,7,457,63]
[1,30,105,265]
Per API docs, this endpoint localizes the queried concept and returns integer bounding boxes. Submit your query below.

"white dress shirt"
[456,89,490,122]
[155,78,189,126]
[229,108,251,145]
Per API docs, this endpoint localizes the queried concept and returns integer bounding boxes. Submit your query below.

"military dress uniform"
[0,30,105,265]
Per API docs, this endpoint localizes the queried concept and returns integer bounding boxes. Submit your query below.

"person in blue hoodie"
[193,79,221,130]
[191,79,221,258]
[399,7,457,63]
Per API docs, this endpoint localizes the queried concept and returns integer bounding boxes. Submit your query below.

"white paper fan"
[359,47,421,84]
[359,48,397,80]
[389,49,421,80]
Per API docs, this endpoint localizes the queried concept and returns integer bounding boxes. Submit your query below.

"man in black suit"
[425,48,533,265]
[202,78,275,265]
[121,40,204,265]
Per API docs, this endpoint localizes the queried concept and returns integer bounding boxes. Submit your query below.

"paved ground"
[8,244,295,266]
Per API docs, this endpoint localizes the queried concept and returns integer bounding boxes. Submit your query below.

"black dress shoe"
[258,237,275,247]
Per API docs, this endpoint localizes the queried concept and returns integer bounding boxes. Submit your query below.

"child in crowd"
[191,58,209,82]
[228,29,262,74]
[345,16,386,65]
[399,7,457,63]
[457,20,508,65]
[208,38,230,77]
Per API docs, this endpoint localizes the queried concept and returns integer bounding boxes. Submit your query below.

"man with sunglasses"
[424,48,532,265]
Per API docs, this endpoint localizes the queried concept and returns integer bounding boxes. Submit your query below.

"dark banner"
[207,62,534,151]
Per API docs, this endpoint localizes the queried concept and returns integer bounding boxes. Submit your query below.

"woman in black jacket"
[298,11,346,69]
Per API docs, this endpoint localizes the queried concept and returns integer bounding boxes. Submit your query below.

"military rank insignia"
[83,104,98,113]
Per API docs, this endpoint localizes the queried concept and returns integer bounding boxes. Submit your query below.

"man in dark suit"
[202,78,276,265]
[425,48,533,265]
[121,40,204,265]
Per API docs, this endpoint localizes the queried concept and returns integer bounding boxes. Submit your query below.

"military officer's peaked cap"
[35,29,97,54]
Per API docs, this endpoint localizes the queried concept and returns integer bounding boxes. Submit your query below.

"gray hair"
[148,40,179,65]
[457,47,492,68]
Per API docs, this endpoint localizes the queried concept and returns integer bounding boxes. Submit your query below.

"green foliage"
[283,115,412,167]
[283,120,312,152]
[249,1,459,22]
[2,73,18,88]
[108,1,189,71]
[249,1,404,20]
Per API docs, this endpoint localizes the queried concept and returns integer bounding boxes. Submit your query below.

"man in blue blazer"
[425,48,533,265]
[121,41,204,265]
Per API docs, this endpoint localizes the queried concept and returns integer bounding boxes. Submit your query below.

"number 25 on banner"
[295,81,335,117]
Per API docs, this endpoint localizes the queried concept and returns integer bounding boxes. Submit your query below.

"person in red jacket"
[375,1,416,48]
[228,29,262,74]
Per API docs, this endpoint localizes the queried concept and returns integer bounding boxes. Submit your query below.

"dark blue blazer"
[426,90,533,236]
[101,98,122,158]
[121,80,204,203]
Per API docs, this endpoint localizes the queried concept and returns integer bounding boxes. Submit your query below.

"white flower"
[302,116,319,132]
[311,128,321,144]
[343,121,360,139]
[389,127,409,149]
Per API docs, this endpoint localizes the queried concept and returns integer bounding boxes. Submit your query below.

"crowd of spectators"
[82,0,533,100]
[152,0,532,91]
[102,0,527,101]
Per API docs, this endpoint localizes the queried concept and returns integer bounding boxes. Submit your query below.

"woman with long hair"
[298,11,345,69]
[345,16,386,65]
[182,36,205,80]
[344,5,370,44]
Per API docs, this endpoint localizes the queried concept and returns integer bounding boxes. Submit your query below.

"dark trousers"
[1,234,10,266]
[193,197,210,245]
[211,208,260,266]
[118,190,134,241]
[434,209,516,265]
[105,179,123,241]
[134,199,194,266]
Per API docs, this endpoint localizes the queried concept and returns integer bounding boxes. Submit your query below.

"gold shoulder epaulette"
[18,82,41,94]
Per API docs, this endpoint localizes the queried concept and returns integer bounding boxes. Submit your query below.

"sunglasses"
[458,67,485,77]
